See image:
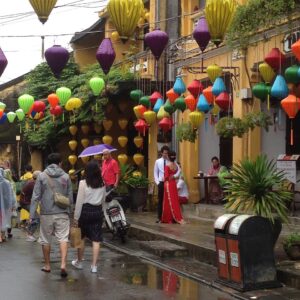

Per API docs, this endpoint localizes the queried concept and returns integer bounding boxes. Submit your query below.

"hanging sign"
[284,31,300,53]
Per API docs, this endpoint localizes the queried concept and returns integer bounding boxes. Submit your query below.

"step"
[138,240,188,258]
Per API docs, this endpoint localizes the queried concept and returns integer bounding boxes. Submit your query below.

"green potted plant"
[283,233,300,260]
[176,122,197,143]
[216,117,248,138]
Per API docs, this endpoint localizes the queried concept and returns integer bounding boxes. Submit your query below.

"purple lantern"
[145,29,169,60]
[0,48,8,77]
[45,45,69,78]
[96,38,116,75]
[193,17,211,52]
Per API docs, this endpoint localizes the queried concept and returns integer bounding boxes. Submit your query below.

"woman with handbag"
[72,160,106,273]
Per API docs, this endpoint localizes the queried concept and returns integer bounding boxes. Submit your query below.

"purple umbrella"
[193,17,211,52]
[96,38,116,75]
[45,45,69,78]
[79,144,117,158]
[0,48,8,77]
[145,29,169,60]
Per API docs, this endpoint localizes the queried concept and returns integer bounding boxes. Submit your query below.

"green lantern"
[18,94,34,114]
[164,99,175,114]
[56,87,71,107]
[16,109,25,121]
[252,82,268,101]
[130,89,143,103]
[7,111,16,123]
[0,102,6,110]
[285,65,300,84]
[139,96,150,108]
[89,77,105,96]
[174,96,186,112]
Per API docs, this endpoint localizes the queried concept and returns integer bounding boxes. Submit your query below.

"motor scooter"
[103,188,130,243]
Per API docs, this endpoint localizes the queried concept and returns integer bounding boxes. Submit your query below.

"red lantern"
[291,39,300,62]
[134,119,148,136]
[159,117,173,132]
[50,105,63,116]
[215,92,231,111]
[264,48,286,71]
[166,88,179,104]
[184,95,197,111]
[187,80,203,98]
[32,100,46,112]
[48,93,59,108]
[202,86,214,104]
[0,109,3,119]
[150,91,162,106]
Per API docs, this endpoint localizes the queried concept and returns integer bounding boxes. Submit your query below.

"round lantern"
[102,135,113,145]
[81,124,90,135]
[0,48,8,77]
[264,48,286,71]
[56,87,71,107]
[143,110,156,125]
[18,94,34,114]
[69,125,78,136]
[134,136,143,148]
[145,29,169,60]
[193,17,211,52]
[185,95,197,111]
[45,45,69,78]
[187,80,203,98]
[153,98,164,113]
[197,94,211,113]
[65,98,82,111]
[103,119,113,131]
[48,93,59,108]
[0,110,3,119]
[118,118,128,130]
[215,92,231,111]
[50,105,63,117]
[68,155,77,166]
[28,0,57,24]
[130,89,143,103]
[164,99,175,115]
[118,136,128,148]
[203,86,214,104]
[68,140,78,151]
[166,88,179,104]
[0,102,6,110]
[174,97,186,112]
[212,77,226,96]
[89,77,105,96]
[16,109,25,121]
[135,119,148,135]
[0,113,7,124]
[32,100,46,113]
[94,123,102,134]
[139,96,151,108]
[285,65,299,84]
[7,112,16,123]
[133,153,144,166]
[173,76,186,95]
[252,83,268,101]
[111,31,120,41]
[96,38,116,74]
[157,105,170,120]
[259,63,275,84]
[81,138,89,148]
[158,117,172,132]
[133,105,147,119]
[118,154,128,165]
[93,138,101,145]
[150,91,162,106]
[81,157,90,164]
[207,64,222,83]
[189,111,204,129]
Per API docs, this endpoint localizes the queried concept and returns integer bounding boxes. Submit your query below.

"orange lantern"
[133,153,144,166]
[292,39,300,62]
[133,105,147,119]
[134,136,143,148]
[102,135,113,145]
[81,138,89,148]
[118,154,128,165]
[203,86,214,104]
[81,124,90,135]
[118,118,128,130]
[103,119,113,131]
[69,125,78,136]
[143,110,156,125]
[68,140,78,151]
[94,123,102,134]
[184,95,197,111]
[118,136,128,148]
[166,88,179,104]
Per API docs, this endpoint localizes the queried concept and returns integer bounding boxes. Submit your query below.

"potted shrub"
[283,233,300,260]
[176,122,197,143]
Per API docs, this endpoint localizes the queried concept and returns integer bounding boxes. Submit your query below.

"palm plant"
[224,155,292,223]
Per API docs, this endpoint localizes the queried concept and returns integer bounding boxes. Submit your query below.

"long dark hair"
[85,160,103,189]
[168,150,176,162]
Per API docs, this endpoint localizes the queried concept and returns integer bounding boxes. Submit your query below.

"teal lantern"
[173,76,186,95]
[139,96,151,108]
[130,89,143,103]
[18,94,34,114]
[271,75,289,100]
[164,99,175,114]
[153,98,164,113]
[212,77,226,96]
[197,94,211,113]
[16,109,25,121]
[0,102,6,110]
[174,96,186,112]
[252,82,268,101]
[285,65,300,84]
[7,111,16,123]
[89,77,105,96]
[56,87,71,107]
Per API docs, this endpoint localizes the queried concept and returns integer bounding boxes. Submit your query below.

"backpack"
[19,180,35,205]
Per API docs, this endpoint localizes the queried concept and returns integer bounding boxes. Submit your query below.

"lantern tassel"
[149,133,151,144]
[267,94,270,110]
[291,119,294,146]
[205,117,208,132]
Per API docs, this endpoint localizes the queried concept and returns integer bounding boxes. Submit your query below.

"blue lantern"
[197,94,211,113]
[153,98,164,113]
[173,76,186,95]
[0,113,7,124]
[212,77,226,96]
[271,75,289,99]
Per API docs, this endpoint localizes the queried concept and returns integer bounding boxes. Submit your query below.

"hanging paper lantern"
[252,83,268,101]
[145,29,169,60]
[81,138,89,148]
[93,138,101,145]
[173,76,186,95]
[28,0,57,24]
[215,92,231,111]
[150,91,162,106]
[0,110,3,119]
[89,77,105,96]
[94,154,102,160]
[153,98,164,113]
[118,154,128,165]
[187,80,203,99]
[133,105,147,119]
[32,100,46,113]
[212,77,226,96]
[68,140,78,151]
[68,155,77,166]
[159,117,172,132]
[29,110,44,121]
[185,95,197,111]
[143,110,156,125]
[81,157,90,164]
[166,88,179,104]
[0,102,6,110]
[285,65,299,84]
[69,125,78,136]
[205,0,237,46]
[139,96,151,108]
[107,0,144,40]
[47,93,59,108]
[56,87,71,107]
[189,111,204,129]
[157,105,170,120]
[271,75,289,99]
[96,38,116,74]
[193,17,211,52]
[0,48,8,77]
[174,97,186,112]
[0,113,7,124]
[103,119,113,131]
[50,105,63,116]
[164,99,175,115]
[16,109,25,121]
[259,63,275,84]
[281,94,299,119]
[130,89,143,103]
[94,123,102,134]
[118,136,128,148]
[292,39,300,62]
[133,153,144,166]
[7,112,16,123]
[102,135,113,145]
[264,48,286,71]
[45,45,69,78]
[111,31,120,41]
[118,118,128,130]
[134,119,148,135]
[203,86,214,104]
[81,124,90,135]
[211,104,220,116]
[18,94,34,114]
[207,64,223,83]
[197,94,211,113]
[134,136,143,148]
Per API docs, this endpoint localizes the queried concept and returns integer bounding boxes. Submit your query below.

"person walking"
[72,160,106,273]
[30,153,73,277]
[101,149,120,190]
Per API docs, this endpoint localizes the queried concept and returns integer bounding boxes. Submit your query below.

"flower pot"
[285,243,300,260]
[128,187,148,212]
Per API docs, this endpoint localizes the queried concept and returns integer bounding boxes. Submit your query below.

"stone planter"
[128,187,148,212]
[285,243,300,261]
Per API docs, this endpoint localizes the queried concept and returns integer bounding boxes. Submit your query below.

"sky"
[0,0,108,84]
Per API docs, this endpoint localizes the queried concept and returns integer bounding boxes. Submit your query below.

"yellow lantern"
[205,0,237,46]
[118,154,128,165]
[69,125,78,136]
[118,118,128,130]
[206,64,223,83]
[189,111,204,129]
[81,124,90,135]
[111,31,120,41]
[134,136,143,148]
[68,169,76,176]
[133,153,144,166]
[143,110,156,125]
[102,135,113,145]
[118,136,128,148]
[68,140,78,151]
[211,104,220,116]
[103,119,113,131]
[157,106,170,120]
[133,105,144,119]
[93,138,102,145]
[81,156,90,164]
[68,155,77,166]
[259,62,276,84]
[65,97,82,111]
[145,12,150,22]
[137,17,145,28]
[107,0,144,40]
[94,123,102,134]
[29,0,57,24]
[81,138,89,148]
[94,154,102,160]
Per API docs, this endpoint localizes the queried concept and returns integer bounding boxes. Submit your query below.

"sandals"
[41,267,51,273]
[60,269,68,278]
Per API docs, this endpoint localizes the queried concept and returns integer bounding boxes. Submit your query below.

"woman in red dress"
[161,151,185,224]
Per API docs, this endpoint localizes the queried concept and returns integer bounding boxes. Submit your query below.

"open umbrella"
[79,144,117,158]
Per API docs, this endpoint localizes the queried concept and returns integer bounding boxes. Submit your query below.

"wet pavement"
[0,229,234,300]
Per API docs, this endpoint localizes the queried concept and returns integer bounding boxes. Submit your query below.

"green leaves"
[224,155,292,223]
[176,122,197,143]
